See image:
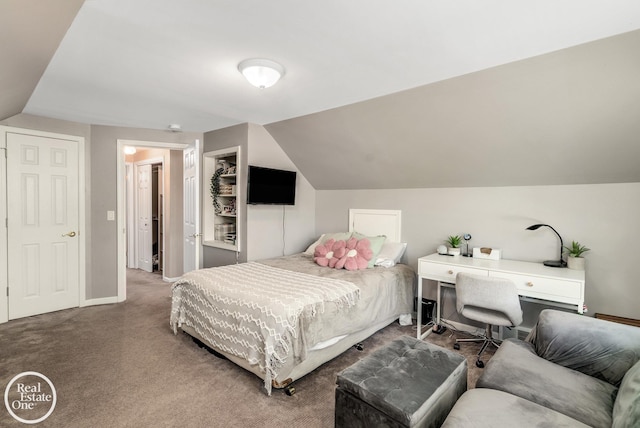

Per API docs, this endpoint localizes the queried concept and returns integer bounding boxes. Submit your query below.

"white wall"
[316,183,640,320]
[246,124,316,260]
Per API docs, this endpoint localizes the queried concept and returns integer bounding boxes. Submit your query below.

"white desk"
[416,253,586,340]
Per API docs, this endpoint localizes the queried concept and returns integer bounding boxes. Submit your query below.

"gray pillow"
[612,359,640,428]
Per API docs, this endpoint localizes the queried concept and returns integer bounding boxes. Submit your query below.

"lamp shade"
[238,59,284,89]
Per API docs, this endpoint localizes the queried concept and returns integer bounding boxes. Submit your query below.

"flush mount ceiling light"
[238,58,285,89]
[123,146,137,155]
[168,124,182,132]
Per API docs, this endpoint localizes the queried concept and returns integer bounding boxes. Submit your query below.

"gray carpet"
[0,269,493,427]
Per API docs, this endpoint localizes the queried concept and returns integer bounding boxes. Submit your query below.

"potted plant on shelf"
[446,235,462,256]
[564,241,590,270]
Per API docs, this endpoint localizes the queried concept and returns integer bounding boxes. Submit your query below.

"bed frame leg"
[284,385,296,396]
[192,337,228,360]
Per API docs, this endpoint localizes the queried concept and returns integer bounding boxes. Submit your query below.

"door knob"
[62,231,77,237]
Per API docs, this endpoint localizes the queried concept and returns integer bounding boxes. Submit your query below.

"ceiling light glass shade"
[238,59,284,89]
[123,146,137,155]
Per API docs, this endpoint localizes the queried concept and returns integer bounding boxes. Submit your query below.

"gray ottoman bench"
[335,335,467,428]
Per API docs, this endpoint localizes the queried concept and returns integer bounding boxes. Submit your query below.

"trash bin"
[421,298,436,324]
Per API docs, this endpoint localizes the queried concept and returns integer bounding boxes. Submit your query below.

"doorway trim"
[116,139,188,303]
[0,126,86,323]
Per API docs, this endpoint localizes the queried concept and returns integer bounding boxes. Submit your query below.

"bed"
[170,209,416,394]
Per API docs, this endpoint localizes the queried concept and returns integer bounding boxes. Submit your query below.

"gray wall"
[90,125,200,297]
[266,29,640,191]
[246,124,316,259]
[202,124,249,267]
[316,183,640,320]
[0,1,84,121]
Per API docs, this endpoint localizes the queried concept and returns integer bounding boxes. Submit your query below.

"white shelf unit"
[202,146,241,251]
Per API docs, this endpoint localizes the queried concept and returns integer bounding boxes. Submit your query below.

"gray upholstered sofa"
[442,309,640,427]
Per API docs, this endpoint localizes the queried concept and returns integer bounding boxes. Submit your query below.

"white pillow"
[303,234,325,255]
[374,242,407,267]
[303,232,353,255]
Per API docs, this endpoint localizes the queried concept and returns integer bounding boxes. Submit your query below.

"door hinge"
[6,287,8,297]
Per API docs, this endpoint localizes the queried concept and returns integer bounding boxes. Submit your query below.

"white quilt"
[170,261,360,394]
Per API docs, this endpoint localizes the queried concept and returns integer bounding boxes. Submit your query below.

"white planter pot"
[448,247,461,256]
[567,256,585,270]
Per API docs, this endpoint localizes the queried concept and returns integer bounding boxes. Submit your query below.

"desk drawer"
[488,271,582,301]
[419,260,487,283]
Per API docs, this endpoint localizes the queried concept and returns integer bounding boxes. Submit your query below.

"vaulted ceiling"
[3,1,640,189]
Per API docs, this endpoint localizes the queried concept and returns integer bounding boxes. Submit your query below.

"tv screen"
[247,165,296,205]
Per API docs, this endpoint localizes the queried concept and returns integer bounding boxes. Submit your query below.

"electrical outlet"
[107,210,115,221]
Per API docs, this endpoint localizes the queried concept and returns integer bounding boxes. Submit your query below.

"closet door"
[136,163,153,272]
[0,138,6,322]
[183,146,200,273]
[6,131,80,319]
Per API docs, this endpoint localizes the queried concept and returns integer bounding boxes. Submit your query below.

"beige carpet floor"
[0,269,493,427]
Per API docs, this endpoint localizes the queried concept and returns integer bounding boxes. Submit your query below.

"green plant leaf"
[563,240,590,257]
[446,235,462,248]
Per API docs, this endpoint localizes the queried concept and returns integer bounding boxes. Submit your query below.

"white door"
[125,163,136,268]
[7,132,80,319]
[183,144,200,273]
[137,164,153,272]
[0,139,7,323]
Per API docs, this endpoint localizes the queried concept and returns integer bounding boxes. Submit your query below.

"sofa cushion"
[612,359,640,428]
[528,309,640,386]
[477,339,617,428]
[442,389,590,428]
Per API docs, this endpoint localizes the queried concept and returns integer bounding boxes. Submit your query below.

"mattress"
[170,253,415,394]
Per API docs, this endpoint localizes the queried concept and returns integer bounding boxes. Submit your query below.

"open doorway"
[117,139,193,302]
[125,153,164,274]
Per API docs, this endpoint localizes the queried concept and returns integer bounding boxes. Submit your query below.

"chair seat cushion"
[477,339,617,428]
[460,306,514,326]
[442,389,590,427]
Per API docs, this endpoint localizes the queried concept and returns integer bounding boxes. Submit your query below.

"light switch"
[107,210,115,221]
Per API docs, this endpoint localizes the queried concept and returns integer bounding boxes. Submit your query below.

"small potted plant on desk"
[446,235,462,256]
[564,241,590,270]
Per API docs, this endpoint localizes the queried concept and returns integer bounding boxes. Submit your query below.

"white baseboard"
[163,276,181,283]
[81,296,118,307]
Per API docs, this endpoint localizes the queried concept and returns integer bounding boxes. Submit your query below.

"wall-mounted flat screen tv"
[247,165,296,205]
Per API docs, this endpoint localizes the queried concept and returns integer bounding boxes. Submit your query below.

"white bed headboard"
[348,209,402,242]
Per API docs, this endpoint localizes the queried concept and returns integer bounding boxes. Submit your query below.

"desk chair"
[453,272,523,368]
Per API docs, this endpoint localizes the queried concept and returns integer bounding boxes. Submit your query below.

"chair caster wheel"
[354,343,364,351]
[476,360,485,368]
[453,343,460,350]
[285,386,296,396]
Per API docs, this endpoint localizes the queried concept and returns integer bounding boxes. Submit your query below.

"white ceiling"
[23,0,640,132]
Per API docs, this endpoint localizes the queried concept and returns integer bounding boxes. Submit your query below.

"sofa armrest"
[528,309,640,386]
